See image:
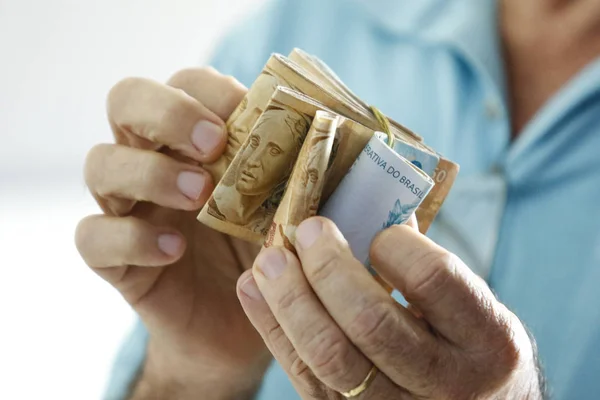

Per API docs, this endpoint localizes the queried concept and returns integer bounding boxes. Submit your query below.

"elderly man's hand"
[75,69,270,400]
[237,217,544,399]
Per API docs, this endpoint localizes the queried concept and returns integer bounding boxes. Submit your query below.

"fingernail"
[256,248,288,280]
[240,275,263,300]
[177,171,206,200]
[191,120,223,155]
[296,218,323,250]
[158,234,182,256]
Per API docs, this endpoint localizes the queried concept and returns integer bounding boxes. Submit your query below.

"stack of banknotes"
[198,48,459,274]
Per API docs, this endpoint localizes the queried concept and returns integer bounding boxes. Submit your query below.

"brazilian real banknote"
[319,132,435,272]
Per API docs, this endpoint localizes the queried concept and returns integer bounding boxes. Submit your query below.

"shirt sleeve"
[102,318,149,400]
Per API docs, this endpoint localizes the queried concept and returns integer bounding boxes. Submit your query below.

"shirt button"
[485,99,502,120]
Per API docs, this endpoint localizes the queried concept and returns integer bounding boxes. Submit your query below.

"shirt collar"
[350,0,507,103]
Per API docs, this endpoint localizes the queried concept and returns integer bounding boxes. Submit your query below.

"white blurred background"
[0,1,265,398]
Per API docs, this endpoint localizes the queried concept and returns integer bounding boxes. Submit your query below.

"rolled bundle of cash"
[198,48,459,286]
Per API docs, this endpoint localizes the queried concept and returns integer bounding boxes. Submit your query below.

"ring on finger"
[340,365,378,398]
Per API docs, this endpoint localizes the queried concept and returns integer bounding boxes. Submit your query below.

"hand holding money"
[217,52,540,399]
[76,68,273,400]
[237,218,543,399]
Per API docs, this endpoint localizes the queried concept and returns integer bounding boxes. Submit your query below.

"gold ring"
[340,365,378,398]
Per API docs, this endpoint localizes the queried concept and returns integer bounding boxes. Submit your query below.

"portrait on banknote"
[208,105,311,234]
[223,69,298,166]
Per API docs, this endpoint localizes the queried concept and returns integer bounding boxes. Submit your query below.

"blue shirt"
[104,0,600,398]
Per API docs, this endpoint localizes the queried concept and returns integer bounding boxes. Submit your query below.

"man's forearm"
[129,371,261,400]
[128,341,268,400]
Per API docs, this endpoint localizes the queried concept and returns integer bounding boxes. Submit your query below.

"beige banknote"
[264,110,338,252]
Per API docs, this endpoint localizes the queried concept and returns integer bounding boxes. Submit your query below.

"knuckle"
[120,216,144,242]
[107,77,145,118]
[307,248,342,282]
[347,301,398,355]
[167,66,221,93]
[303,240,346,283]
[275,286,312,315]
[119,217,148,259]
[222,73,242,88]
[484,311,522,370]
[288,351,329,399]
[304,326,351,382]
[458,323,523,395]
[167,67,244,120]
[155,94,197,139]
[84,143,111,186]
[266,324,314,387]
[220,75,246,104]
[167,68,204,89]
[265,323,288,349]
[288,355,330,400]
[197,65,220,78]
[495,335,521,371]
[289,350,311,380]
[404,250,456,304]
[348,301,437,380]
[74,215,100,260]
[369,224,410,264]
[137,153,169,192]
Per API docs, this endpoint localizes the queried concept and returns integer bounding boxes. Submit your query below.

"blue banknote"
[319,133,435,266]
[392,139,439,178]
